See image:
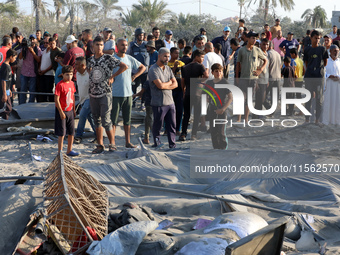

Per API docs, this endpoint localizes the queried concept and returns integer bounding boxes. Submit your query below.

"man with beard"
[148,47,178,148]
[111,38,146,149]
[152,27,165,51]
[211,26,233,78]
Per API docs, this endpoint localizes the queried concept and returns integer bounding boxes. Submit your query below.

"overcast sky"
[17,0,337,24]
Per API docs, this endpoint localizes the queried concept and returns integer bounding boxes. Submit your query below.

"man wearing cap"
[146,40,158,66]
[103,27,115,55]
[270,19,281,37]
[127,28,149,106]
[211,26,233,78]
[164,30,175,50]
[329,25,338,40]
[110,38,146,149]
[279,32,299,59]
[152,27,165,51]
[235,31,267,122]
[12,32,23,51]
[63,34,85,83]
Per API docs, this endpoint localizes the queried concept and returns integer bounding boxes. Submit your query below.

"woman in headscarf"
[322,44,340,125]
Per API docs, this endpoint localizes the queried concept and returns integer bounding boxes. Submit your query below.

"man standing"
[211,26,233,78]
[203,42,223,80]
[279,32,299,59]
[36,30,43,45]
[82,29,94,59]
[180,49,209,141]
[148,47,178,148]
[152,27,165,51]
[302,30,311,52]
[146,40,158,66]
[323,34,332,54]
[63,35,85,83]
[303,30,328,124]
[270,19,281,37]
[164,30,175,50]
[272,30,285,59]
[38,38,56,102]
[0,36,12,66]
[88,36,128,154]
[264,24,272,41]
[127,28,149,106]
[329,25,338,40]
[111,38,146,149]
[103,27,115,55]
[236,31,267,122]
[264,41,282,111]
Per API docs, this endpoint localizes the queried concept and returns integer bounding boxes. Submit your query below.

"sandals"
[74,137,82,144]
[125,143,137,148]
[109,144,117,152]
[92,145,104,154]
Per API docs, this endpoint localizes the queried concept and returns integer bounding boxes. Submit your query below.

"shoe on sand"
[67,150,80,157]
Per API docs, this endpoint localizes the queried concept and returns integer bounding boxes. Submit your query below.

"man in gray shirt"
[148,47,178,148]
[264,41,282,111]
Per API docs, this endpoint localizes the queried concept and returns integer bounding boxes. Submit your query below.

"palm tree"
[301,5,327,28]
[94,0,122,20]
[238,0,248,19]
[132,0,171,27]
[122,8,143,28]
[249,0,294,23]
[63,0,76,34]
[81,1,99,22]
[54,0,66,22]
[0,1,18,17]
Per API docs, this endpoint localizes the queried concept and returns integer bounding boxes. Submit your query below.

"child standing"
[281,57,296,116]
[0,49,17,120]
[206,63,233,150]
[54,65,79,156]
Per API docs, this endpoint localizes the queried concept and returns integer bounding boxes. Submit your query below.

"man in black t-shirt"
[0,49,17,120]
[152,27,165,51]
[180,49,208,141]
[303,30,329,124]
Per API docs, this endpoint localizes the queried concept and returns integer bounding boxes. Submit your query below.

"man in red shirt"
[63,35,85,83]
[264,24,272,41]
[0,36,12,66]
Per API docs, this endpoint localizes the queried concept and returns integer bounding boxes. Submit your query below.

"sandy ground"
[1,100,340,254]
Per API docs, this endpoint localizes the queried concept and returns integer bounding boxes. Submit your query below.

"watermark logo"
[201,84,311,116]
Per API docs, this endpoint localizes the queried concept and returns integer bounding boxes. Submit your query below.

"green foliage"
[94,0,122,19]
[301,5,327,28]
[132,0,171,26]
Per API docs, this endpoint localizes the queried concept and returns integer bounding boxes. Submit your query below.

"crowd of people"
[0,20,339,154]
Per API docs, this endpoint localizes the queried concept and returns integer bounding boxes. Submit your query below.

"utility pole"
[199,0,201,15]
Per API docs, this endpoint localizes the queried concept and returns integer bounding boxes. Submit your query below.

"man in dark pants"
[127,28,149,107]
[264,41,281,111]
[180,49,209,141]
[148,48,178,148]
[303,30,328,124]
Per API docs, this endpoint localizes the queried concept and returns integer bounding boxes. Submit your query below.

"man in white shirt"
[202,42,223,80]
[330,25,338,40]
[164,30,175,50]
[39,37,55,102]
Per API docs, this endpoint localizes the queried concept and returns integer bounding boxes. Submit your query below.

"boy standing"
[74,57,96,144]
[0,49,17,120]
[54,65,79,156]
[206,63,233,149]
[281,57,296,116]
